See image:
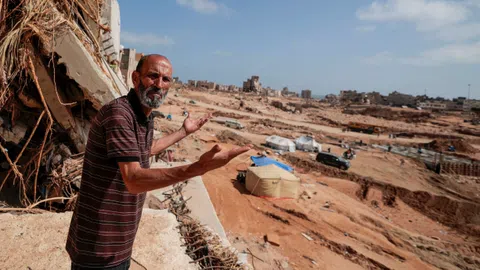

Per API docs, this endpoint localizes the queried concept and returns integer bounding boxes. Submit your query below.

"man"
[66,54,251,269]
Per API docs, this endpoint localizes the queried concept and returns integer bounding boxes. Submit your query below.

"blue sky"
[118,0,480,99]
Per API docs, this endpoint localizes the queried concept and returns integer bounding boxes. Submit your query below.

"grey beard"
[138,84,167,109]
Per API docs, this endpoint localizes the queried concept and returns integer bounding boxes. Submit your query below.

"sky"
[117,0,480,99]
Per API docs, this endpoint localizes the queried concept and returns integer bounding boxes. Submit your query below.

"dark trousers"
[71,260,130,270]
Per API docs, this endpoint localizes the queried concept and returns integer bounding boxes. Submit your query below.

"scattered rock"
[264,233,281,247]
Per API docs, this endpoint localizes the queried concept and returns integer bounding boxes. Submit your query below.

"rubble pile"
[271,100,302,113]
[424,139,477,154]
[343,107,431,123]
[0,0,126,208]
[215,130,252,146]
[162,182,245,269]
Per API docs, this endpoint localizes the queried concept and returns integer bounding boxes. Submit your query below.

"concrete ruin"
[197,80,216,90]
[120,48,137,89]
[301,89,312,99]
[243,75,262,93]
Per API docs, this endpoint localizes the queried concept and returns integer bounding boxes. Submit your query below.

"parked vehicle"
[225,119,244,129]
[316,152,350,170]
[347,122,381,135]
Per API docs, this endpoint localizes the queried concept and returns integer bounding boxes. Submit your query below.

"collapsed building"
[242,75,262,92]
[0,0,129,207]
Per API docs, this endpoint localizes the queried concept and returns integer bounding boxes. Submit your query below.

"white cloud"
[121,32,175,47]
[356,0,469,31]
[400,42,480,66]
[364,43,480,66]
[176,0,231,15]
[212,50,232,56]
[357,0,480,41]
[355,25,377,32]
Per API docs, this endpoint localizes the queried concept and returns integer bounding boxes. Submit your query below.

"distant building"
[197,80,216,90]
[187,80,196,88]
[216,84,229,91]
[386,91,416,107]
[243,76,262,92]
[419,101,449,110]
[120,48,136,89]
[301,89,312,99]
[464,99,480,111]
[339,90,363,103]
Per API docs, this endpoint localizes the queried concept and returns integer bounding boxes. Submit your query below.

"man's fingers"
[200,144,223,161]
[227,144,252,160]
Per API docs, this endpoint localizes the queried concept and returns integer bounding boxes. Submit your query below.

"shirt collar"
[127,88,152,125]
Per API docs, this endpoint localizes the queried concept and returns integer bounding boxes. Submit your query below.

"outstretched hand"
[182,113,212,135]
[192,144,253,175]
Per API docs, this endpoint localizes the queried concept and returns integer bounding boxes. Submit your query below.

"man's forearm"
[151,128,187,155]
[125,162,202,194]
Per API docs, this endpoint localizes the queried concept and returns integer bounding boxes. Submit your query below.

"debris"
[300,190,312,199]
[317,181,329,187]
[261,211,290,225]
[273,205,312,222]
[247,247,265,263]
[301,233,313,241]
[302,255,317,265]
[320,207,336,213]
[264,233,281,246]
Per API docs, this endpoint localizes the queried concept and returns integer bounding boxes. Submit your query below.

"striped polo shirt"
[66,89,154,268]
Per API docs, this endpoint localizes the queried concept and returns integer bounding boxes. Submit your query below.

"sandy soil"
[161,89,480,270]
[0,209,196,270]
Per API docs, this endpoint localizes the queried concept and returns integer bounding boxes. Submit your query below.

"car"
[316,152,350,170]
[224,119,244,129]
[189,100,196,104]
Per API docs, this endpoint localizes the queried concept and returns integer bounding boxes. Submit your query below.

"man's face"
[133,56,173,109]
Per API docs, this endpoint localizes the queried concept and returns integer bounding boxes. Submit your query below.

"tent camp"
[245,165,300,199]
[265,135,296,152]
[295,136,322,152]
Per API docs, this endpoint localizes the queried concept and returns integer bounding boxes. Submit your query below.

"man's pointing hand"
[189,144,253,176]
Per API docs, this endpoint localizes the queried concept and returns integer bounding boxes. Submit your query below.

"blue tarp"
[250,156,293,172]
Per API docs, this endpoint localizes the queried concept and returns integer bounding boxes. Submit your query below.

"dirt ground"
[3,88,478,270]
[152,89,480,270]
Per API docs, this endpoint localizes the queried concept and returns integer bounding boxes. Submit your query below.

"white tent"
[246,165,300,199]
[265,135,296,152]
[295,135,322,152]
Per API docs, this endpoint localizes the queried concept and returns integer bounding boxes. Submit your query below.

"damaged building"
[196,80,216,90]
[243,75,262,93]
[0,0,129,207]
[301,89,312,99]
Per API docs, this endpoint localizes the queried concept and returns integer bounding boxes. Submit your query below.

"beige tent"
[245,165,300,199]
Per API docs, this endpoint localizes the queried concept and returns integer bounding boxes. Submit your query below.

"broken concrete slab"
[0,209,196,270]
[52,30,128,110]
[0,120,27,144]
[265,233,281,246]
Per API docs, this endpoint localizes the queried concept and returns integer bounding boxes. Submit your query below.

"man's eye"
[163,77,171,82]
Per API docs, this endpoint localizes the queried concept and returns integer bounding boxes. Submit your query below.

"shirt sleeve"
[102,105,140,163]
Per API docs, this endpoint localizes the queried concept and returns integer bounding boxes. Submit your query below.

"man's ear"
[132,71,140,89]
